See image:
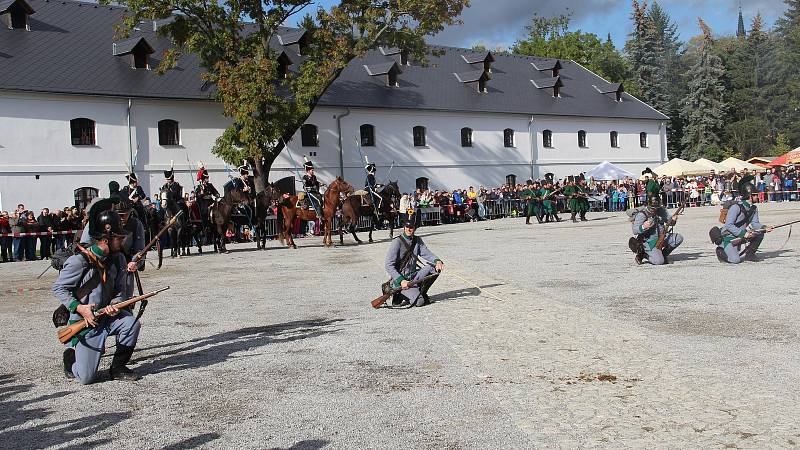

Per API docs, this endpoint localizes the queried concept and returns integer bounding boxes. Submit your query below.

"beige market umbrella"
[694,158,728,173]
[719,157,765,172]
[644,158,709,178]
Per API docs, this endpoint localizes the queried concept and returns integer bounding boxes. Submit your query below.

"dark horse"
[157,187,188,259]
[209,184,280,253]
[339,181,401,245]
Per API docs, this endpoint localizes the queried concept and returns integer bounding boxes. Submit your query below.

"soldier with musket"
[384,213,444,307]
[53,198,141,384]
[714,175,773,263]
[364,156,382,218]
[302,156,325,218]
[629,168,684,265]
[520,180,542,225]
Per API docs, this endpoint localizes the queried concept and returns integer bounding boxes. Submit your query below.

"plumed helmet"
[163,168,174,179]
[303,156,314,171]
[87,198,125,240]
[365,163,377,174]
[238,165,249,176]
[200,170,210,180]
[125,172,138,183]
[738,175,756,198]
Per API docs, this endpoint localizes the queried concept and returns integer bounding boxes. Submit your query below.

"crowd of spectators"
[0,204,85,263]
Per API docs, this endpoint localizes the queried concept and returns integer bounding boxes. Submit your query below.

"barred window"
[640,132,648,148]
[504,128,515,148]
[461,127,473,147]
[360,124,375,147]
[301,124,319,147]
[542,129,553,148]
[413,126,426,147]
[610,131,619,148]
[578,130,587,148]
[70,118,96,146]
[158,119,180,146]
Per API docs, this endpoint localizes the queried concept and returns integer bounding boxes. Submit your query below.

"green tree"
[680,19,728,160]
[768,133,792,157]
[510,12,629,82]
[109,0,468,190]
[774,0,800,145]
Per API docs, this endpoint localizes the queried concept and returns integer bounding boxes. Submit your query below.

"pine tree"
[680,19,728,160]
[625,1,670,116]
[737,6,747,38]
[774,0,800,145]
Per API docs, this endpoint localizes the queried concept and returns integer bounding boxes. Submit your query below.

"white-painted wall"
[0,92,665,211]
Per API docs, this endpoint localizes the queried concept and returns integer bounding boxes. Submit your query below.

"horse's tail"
[276,202,285,244]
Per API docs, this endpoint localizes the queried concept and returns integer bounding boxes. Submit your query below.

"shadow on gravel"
[669,251,705,262]
[429,283,505,304]
[163,432,221,449]
[0,373,126,450]
[134,319,344,375]
[269,439,329,450]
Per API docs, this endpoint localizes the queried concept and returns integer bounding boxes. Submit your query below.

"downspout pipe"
[528,115,536,180]
[336,108,351,178]
[127,99,134,170]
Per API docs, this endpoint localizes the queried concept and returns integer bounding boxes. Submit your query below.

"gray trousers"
[70,309,140,385]
[399,264,438,307]
[645,233,683,265]
[719,234,764,264]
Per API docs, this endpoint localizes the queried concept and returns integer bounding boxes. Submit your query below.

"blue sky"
[289,0,789,50]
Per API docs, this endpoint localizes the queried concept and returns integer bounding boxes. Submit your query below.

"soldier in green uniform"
[575,174,590,221]
[563,176,578,222]
[539,175,562,223]
[519,180,541,225]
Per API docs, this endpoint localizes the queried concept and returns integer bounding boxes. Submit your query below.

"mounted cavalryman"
[384,213,444,307]
[628,168,683,265]
[119,171,147,228]
[195,163,219,244]
[713,175,773,263]
[364,156,382,219]
[53,198,141,384]
[302,156,324,219]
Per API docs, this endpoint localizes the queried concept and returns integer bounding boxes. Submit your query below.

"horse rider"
[53,197,142,384]
[715,174,773,263]
[629,172,683,265]
[384,213,444,307]
[161,163,188,215]
[364,157,382,218]
[194,165,219,244]
[302,157,324,219]
[119,171,148,228]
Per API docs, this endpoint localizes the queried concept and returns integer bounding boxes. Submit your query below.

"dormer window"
[1,0,35,30]
[113,37,155,70]
[595,83,625,102]
[380,47,410,66]
[532,60,562,78]
[462,51,494,73]
[531,76,564,98]
[364,62,402,87]
[454,70,490,93]
[276,51,293,79]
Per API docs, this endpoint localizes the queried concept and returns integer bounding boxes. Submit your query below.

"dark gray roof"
[363,61,399,76]
[454,69,488,83]
[531,76,562,89]
[0,0,668,121]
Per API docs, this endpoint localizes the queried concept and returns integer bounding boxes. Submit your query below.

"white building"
[0,0,668,211]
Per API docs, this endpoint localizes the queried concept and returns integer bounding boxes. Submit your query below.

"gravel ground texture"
[1,202,799,449]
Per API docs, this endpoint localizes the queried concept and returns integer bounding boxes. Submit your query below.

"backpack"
[718,200,736,224]
[625,206,648,222]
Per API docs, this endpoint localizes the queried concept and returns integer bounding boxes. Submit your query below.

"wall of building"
[0,92,666,211]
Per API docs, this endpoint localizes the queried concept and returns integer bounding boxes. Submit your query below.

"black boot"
[580,212,588,222]
[570,213,577,223]
[63,348,75,379]
[109,345,140,381]
[715,247,728,263]
[554,214,563,222]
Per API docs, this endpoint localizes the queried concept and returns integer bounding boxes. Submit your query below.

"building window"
[415,177,429,191]
[461,127,473,147]
[158,119,180,146]
[640,132,648,148]
[578,130,587,148]
[360,124,375,147]
[133,51,149,69]
[413,126,426,147]
[542,129,553,148]
[504,129,515,148]
[70,118,96,146]
[506,174,517,187]
[301,124,319,147]
[610,131,619,148]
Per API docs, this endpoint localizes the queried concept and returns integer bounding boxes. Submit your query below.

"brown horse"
[276,195,319,249]
[323,177,353,247]
[337,181,401,245]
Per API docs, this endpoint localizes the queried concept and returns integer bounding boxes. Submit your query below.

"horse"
[323,177,354,247]
[253,184,281,250]
[276,193,320,250]
[157,187,188,260]
[338,181,401,245]
[209,185,249,254]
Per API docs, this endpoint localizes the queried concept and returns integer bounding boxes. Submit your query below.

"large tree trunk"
[250,151,279,194]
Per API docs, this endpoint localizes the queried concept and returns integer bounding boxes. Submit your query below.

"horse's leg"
[368,215,374,243]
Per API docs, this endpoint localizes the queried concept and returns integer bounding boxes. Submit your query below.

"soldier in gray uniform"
[630,197,683,265]
[384,214,444,307]
[716,175,773,263]
[53,198,141,384]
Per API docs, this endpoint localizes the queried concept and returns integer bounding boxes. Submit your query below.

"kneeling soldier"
[716,175,773,263]
[53,198,141,384]
[630,197,684,265]
[384,214,444,307]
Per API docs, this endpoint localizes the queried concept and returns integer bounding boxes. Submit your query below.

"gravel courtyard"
[1,202,799,449]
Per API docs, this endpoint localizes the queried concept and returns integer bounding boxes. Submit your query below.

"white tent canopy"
[585,161,636,181]
[647,158,709,177]
[719,157,766,172]
[694,158,728,173]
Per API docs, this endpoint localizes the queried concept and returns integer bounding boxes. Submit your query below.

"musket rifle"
[57,287,169,343]
[371,273,441,309]
[730,218,800,247]
[656,201,686,250]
